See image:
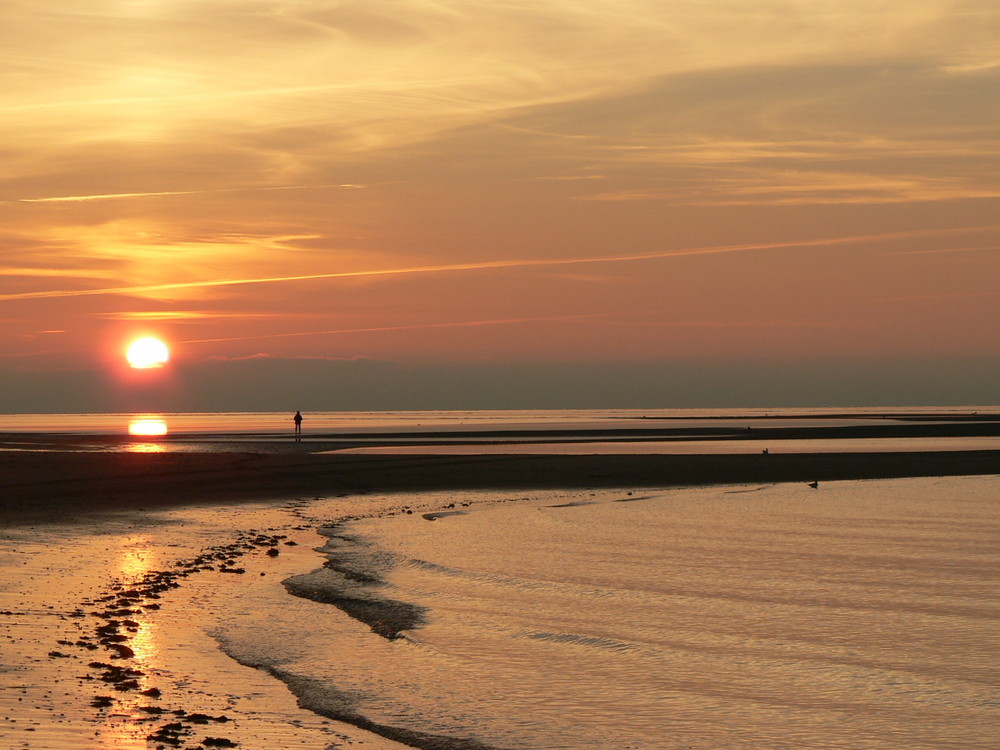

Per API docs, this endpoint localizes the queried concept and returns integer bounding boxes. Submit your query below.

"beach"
[2,448,999,526]
[7,0,999,745]
[3,408,1000,524]
[0,493,420,750]
[2,412,999,748]
[306,478,1000,748]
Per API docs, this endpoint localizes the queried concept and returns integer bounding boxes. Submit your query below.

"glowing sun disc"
[126,337,170,369]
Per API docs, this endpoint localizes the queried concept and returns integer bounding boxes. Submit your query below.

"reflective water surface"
[2,477,997,749]
[242,477,1000,749]
[3,407,998,456]
[337,435,1000,454]
[1,406,995,435]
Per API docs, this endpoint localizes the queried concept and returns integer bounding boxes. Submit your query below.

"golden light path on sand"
[93,542,162,750]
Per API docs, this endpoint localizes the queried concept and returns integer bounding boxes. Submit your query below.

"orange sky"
[2,2,998,409]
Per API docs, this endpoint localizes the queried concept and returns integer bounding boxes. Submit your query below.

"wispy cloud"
[4,1,998,379]
[3,184,365,205]
[5,226,994,303]
[90,310,287,321]
[601,317,861,330]
[0,267,104,279]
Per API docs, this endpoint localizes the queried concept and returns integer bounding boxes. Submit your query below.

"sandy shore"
[1,447,998,525]
[0,494,428,750]
[2,436,998,749]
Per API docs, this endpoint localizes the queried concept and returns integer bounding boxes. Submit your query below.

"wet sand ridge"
[2,448,998,525]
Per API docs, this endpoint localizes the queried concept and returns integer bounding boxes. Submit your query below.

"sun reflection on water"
[96,717,151,750]
[119,544,155,580]
[117,543,161,667]
[91,542,164,750]
[127,416,168,451]
[126,442,166,453]
[128,416,168,436]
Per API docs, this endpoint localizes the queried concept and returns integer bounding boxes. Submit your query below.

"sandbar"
[1,445,998,525]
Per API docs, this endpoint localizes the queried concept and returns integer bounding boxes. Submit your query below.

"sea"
[0,406,995,435]
[2,406,1000,455]
[1,409,998,749]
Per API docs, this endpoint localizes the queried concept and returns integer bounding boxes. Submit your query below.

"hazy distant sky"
[2,1,998,411]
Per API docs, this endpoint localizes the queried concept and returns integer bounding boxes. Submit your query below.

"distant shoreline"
[3,412,1000,449]
[1,446,997,526]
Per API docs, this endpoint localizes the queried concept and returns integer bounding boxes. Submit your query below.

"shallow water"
[3,477,998,749]
[336,435,1000,455]
[0,499,412,750]
[236,477,1000,749]
[4,407,997,457]
[1,406,993,435]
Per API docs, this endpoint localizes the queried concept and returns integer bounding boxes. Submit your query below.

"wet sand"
[1,419,998,747]
[1,446,998,525]
[306,478,1000,748]
[0,494,439,750]
[2,429,998,749]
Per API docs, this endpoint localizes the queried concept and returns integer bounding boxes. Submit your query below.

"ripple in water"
[226,477,1000,749]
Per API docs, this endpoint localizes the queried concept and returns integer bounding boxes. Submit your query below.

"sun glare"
[128,417,168,437]
[126,337,170,369]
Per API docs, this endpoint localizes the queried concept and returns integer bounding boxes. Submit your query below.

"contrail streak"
[2,225,997,303]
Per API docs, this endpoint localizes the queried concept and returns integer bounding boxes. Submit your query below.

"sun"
[126,337,170,369]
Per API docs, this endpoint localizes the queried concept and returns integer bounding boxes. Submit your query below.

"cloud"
[3,1,998,382]
[490,61,1000,205]
[5,6,996,217]
[0,266,104,279]
[90,310,287,321]
[6,225,993,303]
[4,184,365,205]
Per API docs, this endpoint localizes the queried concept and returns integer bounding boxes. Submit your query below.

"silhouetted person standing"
[293,410,303,441]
